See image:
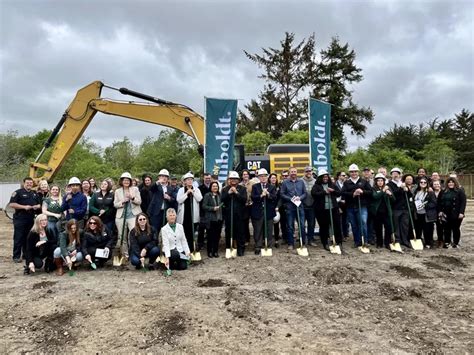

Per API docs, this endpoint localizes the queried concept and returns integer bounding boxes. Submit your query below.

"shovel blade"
[113,256,123,266]
[191,252,202,262]
[410,239,424,251]
[296,247,309,257]
[389,242,404,253]
[329,244,342,255]
[261,248,272,257]
[225,248,232,259]
[358,246,370,254]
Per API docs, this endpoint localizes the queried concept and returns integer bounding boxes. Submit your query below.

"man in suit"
[148,169,174,234]
[251,168,277,255]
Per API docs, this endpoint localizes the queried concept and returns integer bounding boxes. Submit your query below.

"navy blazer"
[251,183,277,220]
[148,183,166,217]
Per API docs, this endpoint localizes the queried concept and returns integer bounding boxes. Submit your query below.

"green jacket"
[370,188,395,216]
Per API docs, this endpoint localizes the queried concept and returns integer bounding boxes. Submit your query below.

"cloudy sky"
[1,0,473,151]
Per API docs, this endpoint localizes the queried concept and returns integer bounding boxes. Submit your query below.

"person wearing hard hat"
[61,177,88,229]
[302,166,317,246]
[176,172,203,252]
[387,167,411,248]
[221,171,248,256]
[250,168,277,254]
[311,169,343,251]
[114,172,142,261]
[341,164,372,248]
[148,169,173,233]
[8,177,42,263]
[371,173,396,248]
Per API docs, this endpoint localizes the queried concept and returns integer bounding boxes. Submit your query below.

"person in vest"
[370,173,395,249]
[176,172,203,253]
[251,168,277,255]
[9,177,42,263]
[311,169,343,251]
[221,171,248,256]
[341,164,372,248]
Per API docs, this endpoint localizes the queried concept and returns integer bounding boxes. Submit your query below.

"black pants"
[252,217,274,250]
[414,214,434,247]
[339,206,349,238]
[243,211,251,243]
[13,218,34,260]
[26,244,56,271]
[443,218,463,246]
[207,220,222,254]
[224,214,244,252]
[393,209,410,247]
[279,206,287,243]
[169,249,188,270]
[183,221,198,253]
[150,210,165,235]
[435,220,443,243]
[373,210,392,247]
[316,208,342,246]
[85,247,112,267]
[198,222,207,248]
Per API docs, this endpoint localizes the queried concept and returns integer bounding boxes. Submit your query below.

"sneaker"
[443,243,451,249]
[287,245,294,250]
[23,266,30,275]
[452,244,460,249]
[425,245,431,249]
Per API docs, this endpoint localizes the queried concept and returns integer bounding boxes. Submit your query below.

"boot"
[54,258,64,276]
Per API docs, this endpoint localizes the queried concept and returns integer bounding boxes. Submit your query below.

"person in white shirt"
[161,208,191,270]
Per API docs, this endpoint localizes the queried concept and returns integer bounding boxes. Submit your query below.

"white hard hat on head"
[182,172,194,181]
[228,171,240,179]
[374,173,386,180]
[390,167,402,174]
[348,164,359,172]
[257,168,268,176]
[68,177,81,185]
[317,169,329,177]
[120,172,132,180]
[158,169,170,177]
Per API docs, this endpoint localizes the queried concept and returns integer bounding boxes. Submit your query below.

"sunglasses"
[340,175,347,177]
[138,218,147,221]
[420,181,427,184]
[89,221,97,225]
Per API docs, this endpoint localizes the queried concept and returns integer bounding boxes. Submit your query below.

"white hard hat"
[68,177,81,185]
[273,211,281,224]
[228,171,240,179]
[182,172,194,181]
[257,168,268,176]
[390,167,402,174]
[120,172,132,180]
[348,164,359,172]
[374,173,385,180]
[317,169,329,177]
[158,169,170,177]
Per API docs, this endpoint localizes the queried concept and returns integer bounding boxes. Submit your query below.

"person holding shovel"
[82,216,116,268]
[388,168,413,248]
[221,171,248,256]
[202,181,223,258]
[251,168,277,255]
[128,213,160,270]
[161,208,191,270]
[177,172,203,253]
[311,169,343,251]
[413,177,438,249]
[114,172,142,262]
[370,174,395,249]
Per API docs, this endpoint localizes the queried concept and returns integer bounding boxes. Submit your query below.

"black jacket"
[221,185,247,219]
[26,230,57,263]
[311,182,341,211]
[413,190,438,222]
[82,226,116,256]
[439,188,466,220]
[89,191,115,224]
[341,178,372,208]
[387,181,413,211]
[251,183,277,220]
[128,227,158,257]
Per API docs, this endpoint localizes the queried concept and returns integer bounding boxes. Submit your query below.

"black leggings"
[316,208,342,246]
[373,210,392,247]
[444,218,463,246]
[207,220,222,254]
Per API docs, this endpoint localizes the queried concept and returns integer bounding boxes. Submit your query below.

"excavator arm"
[29,81,205,183]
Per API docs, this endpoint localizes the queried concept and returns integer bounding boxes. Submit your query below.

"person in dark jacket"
[202,181,223,257]
[432,180,444,247]
[334,171,349,240]
[311,170,343,250]
[128,213,160,269]
[269,173,282,246]
[341,164,372,248]
[139,173,153,217]
[198,173,213,250]
[53,219,84,275]
[439,177,466,248]
[24,214,57,275]
[148,169,173,233]
[413,177,438,248]
[89,179,115,233]
[82,216,116,268]
[221,171,248,256]
[370,174,395,248]
[251,168,277,255]
[62,177,88,228]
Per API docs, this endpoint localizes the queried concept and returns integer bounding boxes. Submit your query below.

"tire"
[4,204,14,220]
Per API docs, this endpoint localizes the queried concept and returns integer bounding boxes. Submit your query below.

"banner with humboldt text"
[309,98,331,173]
[205,98,238,183]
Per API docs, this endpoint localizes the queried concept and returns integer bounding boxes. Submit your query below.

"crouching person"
[129,213,160,270]
[25,214,57,275]
[162,208,191,270]
[53,219,84,275]
[82,216,116,268]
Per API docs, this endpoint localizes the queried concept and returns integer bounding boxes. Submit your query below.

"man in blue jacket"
[62,177,87,228]
[280,167,307,249]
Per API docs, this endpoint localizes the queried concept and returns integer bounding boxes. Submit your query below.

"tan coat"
[114,186,142,219]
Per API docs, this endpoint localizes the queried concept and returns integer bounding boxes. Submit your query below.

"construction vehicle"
[30,81,310,183]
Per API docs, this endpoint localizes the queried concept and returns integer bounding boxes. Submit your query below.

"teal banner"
[205,98,238,183]
[309,98,331,173]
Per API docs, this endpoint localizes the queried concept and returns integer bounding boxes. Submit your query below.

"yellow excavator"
[30,81,208,184]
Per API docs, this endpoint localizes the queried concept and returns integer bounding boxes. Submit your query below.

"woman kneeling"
[25,214,57,275]
[82,216,116,268]
[129,213,160,269]
[53,219,84,275]
[162,208,191,270]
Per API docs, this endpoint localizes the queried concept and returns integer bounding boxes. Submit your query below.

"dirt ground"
[0,204,473,354]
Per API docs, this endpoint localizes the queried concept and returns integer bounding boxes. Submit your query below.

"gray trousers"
[251,218,274,249]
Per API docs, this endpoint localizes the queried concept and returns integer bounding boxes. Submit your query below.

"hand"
[214,206,220,211]
[164,258,169,267]
[459,213,464,219]
[55,213,62,219]
[187,189,194,195]
[35,240,46,247]
[68,209,74,214]
[99,209,105,216]
[70,250,77,256]
[33,204,41,210]
[164,193,171,200]
[140,257,145,265]
[326,187,334,193]
[65,256,72,269]
[185,252,191,257]
[428,187,433,192]
[86,255,92,263]
[230,187,236,194]
[140,249,147,258]
[29,262,35,273]
[66,194,72,201]
[385,190,392,196]
[104,247,110,256]
[24,205,32,211]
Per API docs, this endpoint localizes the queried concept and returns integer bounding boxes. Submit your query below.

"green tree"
[310,37,374,149]
[103,137,137,173]
[452,109,474,171]
[420,138,455,175]
[276,130,309,144]
[240,131,273,154]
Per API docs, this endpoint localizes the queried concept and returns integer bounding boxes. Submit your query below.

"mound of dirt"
[197,279,228,287]
[431,255,467,268]
[144,312,187,347]
[32,281,57,289]
[390,265,427,279]
[27,310,77,351]
[312,266,363,285]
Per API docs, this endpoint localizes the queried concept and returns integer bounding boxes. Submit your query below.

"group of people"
[9,164,467,276]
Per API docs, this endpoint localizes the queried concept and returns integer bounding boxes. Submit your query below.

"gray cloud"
[1,0,473,152]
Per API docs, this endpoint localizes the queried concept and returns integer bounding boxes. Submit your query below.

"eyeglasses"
[138,218,147,221]
[420,181,427,184]
[89,221,97,225]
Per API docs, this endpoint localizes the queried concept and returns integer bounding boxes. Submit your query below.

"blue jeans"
[347,207,368,247]
[286,207,306,246]
[304,207,315,243]
[53,247,83,262]
[130,246,161,267]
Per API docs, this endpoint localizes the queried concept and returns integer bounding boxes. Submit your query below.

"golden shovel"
[261,196,272,257]
[295,206,309,257]
[328,199,341,255]
[226,198,237,259]
[405,192,423,251]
